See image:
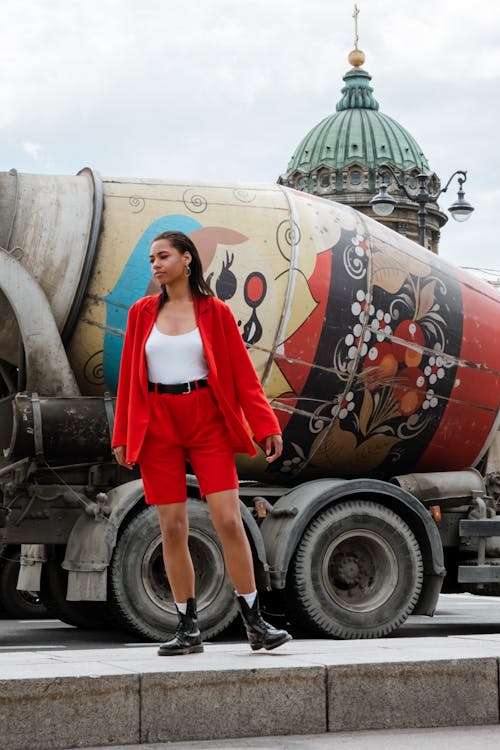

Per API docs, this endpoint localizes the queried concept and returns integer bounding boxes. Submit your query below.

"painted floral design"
[276,219,462,480]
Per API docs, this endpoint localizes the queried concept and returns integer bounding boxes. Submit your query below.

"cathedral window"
[350,170,362,185]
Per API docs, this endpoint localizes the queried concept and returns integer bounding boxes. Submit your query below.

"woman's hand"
[113,445,134,470]
[263,434,283,463]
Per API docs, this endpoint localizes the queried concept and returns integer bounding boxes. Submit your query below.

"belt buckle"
[183,381,192,395]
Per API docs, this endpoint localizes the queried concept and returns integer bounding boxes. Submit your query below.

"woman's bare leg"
[205,489,292,650]
[156,502,195,602]
[205,489,256,594]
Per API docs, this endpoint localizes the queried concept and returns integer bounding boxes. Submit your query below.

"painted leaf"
[291,442,306,460]
[352,434,400,473]
[309,417,400,476]
[358,388,374,436]
[371,251,408,294]
[309,419,357,470]
[416,280,437,320]
[371,239,431,294]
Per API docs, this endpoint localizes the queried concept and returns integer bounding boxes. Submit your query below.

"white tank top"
[145,324,209,384]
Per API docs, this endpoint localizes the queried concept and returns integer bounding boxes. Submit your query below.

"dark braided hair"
[151,231,214,309]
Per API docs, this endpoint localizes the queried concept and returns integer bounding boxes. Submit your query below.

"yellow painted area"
[65,180,363,403]
[67,180,291,394]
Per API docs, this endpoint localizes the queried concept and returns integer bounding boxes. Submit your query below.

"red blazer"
[112,294,281,463]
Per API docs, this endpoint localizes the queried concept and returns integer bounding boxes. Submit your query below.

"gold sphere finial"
[348,48,365,68]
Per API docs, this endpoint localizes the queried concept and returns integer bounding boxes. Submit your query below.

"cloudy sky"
[2,0,499,274]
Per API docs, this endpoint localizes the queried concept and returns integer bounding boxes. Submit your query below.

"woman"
[112,230,291,655]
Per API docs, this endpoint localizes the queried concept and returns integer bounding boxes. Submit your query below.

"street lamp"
[370,165,474,247]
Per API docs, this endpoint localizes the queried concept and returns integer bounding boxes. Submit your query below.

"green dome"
[285,67,429,187]
[279,53,445,254]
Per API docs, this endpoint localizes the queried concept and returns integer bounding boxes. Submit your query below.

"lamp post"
[370,165,474,247]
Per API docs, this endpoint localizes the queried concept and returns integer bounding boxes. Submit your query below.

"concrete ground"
[3,594,500,750]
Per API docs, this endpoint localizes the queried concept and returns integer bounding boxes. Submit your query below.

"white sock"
[175,601,187,614]
[239,591,257,607]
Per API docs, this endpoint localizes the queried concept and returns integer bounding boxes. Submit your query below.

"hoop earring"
[184,265,191,277]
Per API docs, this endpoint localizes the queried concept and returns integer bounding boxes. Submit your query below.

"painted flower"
[393,320,425,367]
[363,341,399,389]
[422,388,439,410]
[280,455,304,473]
[424,355,446,385]
[352,233,369,257]
[338,391,355,420]
[351,289,374,320]
[370,309,393,342]
[345,323,371,360]
[393,367,427,416]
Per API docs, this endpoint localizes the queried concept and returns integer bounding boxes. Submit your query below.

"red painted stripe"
[416,270,500,471]
[273,250,332,432]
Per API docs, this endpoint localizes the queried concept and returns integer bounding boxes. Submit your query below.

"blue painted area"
[103,215,202,391]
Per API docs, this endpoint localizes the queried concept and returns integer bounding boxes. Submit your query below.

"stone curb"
[1,637,500,750]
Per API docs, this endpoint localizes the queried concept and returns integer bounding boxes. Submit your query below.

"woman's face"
[149,239,191,286]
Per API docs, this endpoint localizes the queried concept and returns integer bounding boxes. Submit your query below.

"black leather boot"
[157,598,204,656]
[237,594,292,651]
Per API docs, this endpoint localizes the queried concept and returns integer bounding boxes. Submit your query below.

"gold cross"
[353,3,360,50]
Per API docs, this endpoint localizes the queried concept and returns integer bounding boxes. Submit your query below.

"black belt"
[148,379,208,395]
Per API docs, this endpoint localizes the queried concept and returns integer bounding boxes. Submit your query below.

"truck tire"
[0,547,47,618]
[109,501,238,641]
[40,551,117,629]
[286,500,423,638]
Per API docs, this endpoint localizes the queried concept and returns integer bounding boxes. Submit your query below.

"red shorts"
[138,385,239,504]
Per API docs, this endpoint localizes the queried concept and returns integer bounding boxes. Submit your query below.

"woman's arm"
[113,444,134,469]
[219,302,281,448]
[112,304,138,452]
[261,434,283,463]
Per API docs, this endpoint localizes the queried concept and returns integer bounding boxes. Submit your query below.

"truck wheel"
[286,500,423,638]
[40,551,117,629]
[0,547,47,618]
[109,500,238,641]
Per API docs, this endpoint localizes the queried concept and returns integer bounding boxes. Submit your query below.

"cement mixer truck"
[1,166,500,640]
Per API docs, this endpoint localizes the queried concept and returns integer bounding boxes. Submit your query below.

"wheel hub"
[323,529,399,612]
[334,553,369,588]
[141,529,226,613]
